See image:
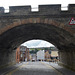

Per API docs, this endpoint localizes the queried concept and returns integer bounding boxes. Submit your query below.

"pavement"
[5,62,62,75]
[43,62,75,75]
[0,62,23,75]
[0,61,75,75]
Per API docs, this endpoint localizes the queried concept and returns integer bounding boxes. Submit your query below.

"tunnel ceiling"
[0,23,75,52]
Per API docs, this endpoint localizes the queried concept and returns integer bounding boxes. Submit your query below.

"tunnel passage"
[0,23,75,70]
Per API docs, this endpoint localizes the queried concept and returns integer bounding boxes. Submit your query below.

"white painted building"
[37,50,45,61]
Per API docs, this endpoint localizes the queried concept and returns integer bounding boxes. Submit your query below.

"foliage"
[29,48,38,54]
[30,47,49,54]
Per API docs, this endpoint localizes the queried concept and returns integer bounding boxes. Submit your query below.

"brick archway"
[0,4,75,70]
[0,18,74,36]
[0,21,74,51]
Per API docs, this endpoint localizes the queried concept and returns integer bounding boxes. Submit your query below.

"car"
[32,59,35,62]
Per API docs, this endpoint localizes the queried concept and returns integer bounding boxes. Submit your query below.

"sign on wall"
[69,17,75,25]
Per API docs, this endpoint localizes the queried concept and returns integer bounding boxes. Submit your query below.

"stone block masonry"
[0,4,74,70]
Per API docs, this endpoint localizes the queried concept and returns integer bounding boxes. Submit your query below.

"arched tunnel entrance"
[0,23,75,70]
[16,39,58,63]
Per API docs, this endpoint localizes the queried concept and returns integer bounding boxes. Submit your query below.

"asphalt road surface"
[5,62,63,75]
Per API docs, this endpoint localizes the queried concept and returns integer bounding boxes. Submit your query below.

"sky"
[0,0,75,48]
[21,40,54,48]
[0,0,75,11]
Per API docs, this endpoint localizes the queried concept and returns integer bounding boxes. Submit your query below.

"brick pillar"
[27,48,30,61]
[16,47,20,63]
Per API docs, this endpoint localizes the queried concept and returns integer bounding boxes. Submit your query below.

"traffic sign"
[69,17,75,25]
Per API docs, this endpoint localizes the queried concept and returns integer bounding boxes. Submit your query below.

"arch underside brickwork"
[0,4,75,70]
[0,22,74,52]
[0,18,75,71]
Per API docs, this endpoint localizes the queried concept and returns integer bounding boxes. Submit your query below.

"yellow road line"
[6,62,29,75]
[41,62,63,75]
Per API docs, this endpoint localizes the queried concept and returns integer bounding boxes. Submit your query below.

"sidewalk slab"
[49,62,75,75]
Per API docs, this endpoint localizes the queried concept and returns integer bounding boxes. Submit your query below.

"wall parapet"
[0,7,4,14]
[0,4,75,15]
[9,6,31,15]
[68,4,75,13]
[39,4,61,15]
